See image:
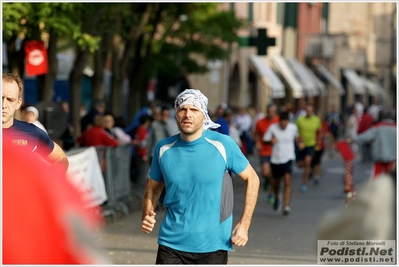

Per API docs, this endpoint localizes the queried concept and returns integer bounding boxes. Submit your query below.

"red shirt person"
[254,104,279,200]
[133,114,152,160]
[357,107,374,163]
[357,107,374,135]
[78,115,118,147]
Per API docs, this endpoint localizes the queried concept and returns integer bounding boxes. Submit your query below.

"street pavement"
[93,148,373,264]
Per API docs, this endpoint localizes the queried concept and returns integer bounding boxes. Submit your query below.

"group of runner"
[254,103,323,216]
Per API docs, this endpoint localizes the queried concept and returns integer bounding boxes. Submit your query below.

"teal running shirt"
[149,129,249,253]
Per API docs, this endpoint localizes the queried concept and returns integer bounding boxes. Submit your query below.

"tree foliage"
[150,3,244,80]
[3,2,246,138]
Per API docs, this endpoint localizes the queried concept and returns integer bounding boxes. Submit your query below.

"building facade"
[186,2,396,116]
[327,2,396,112]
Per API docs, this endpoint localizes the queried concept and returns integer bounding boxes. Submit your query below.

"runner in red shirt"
[254,104,279,203]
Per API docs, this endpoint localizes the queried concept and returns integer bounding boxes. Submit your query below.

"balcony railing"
[300,33,335,59]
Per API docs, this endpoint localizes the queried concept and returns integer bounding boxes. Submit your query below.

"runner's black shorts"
[296,146,315,161]
[259,155,271,165]
[311,149,324,166]
[271,160,294,179]
[155,245,228,264]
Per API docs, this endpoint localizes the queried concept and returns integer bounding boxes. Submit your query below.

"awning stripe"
[287,58,319,97]
[270,55,304,99]
[304,65,327,96]
[342,69,366,94]
[315,65,345,95]
[249,55,286,99]
[361,77,386,97]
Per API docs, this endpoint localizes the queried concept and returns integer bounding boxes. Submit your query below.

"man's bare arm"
[142,178,165,233]
[231,164,260,246]
[47,142,69,173]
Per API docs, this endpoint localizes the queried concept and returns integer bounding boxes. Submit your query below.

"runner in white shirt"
[263,111,303,216]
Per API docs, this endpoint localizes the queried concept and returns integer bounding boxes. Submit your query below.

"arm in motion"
[231,164,260,246]
[141,178,165,233]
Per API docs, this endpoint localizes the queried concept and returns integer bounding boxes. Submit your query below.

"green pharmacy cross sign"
[249,28,276,56]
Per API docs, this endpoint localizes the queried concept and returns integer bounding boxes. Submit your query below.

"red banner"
[24,40,49,75]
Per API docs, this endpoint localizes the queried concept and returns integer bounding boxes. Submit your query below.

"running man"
[310,111,330,185]
[141,89,260,264]
[263,111,301,215]
[295,103,321,193]
[254,104,279,203]
[2,73,69,173]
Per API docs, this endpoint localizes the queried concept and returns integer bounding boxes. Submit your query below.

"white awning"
[249,55,286,99]
[287,58,319,97]
[372,81,387,98]
[304,65,327,96]
[315,65,345,95]
[270,55,304,99]
[361,77,386,97]
[342,68,366,94]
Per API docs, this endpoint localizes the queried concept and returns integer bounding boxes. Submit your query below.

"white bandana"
[174,89,221,130]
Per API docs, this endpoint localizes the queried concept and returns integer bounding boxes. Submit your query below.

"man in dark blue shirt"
[2,73,69,173]
[3,119,53,155]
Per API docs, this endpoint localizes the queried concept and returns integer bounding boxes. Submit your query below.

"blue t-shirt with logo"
[149,129,249,253]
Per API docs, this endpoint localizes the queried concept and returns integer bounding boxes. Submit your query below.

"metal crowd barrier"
[95,145,132,220]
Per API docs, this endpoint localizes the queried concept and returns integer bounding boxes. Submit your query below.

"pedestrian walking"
[263,111,301,216]
[234,106,253,156]
[254,104,279,203]
[349,110,396,179]
[345,106,360,153]
[2,73,69,173]
[357,106,374,163]
[325,104,343,157]
[141,89,260,264]
[295,103,322,193]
